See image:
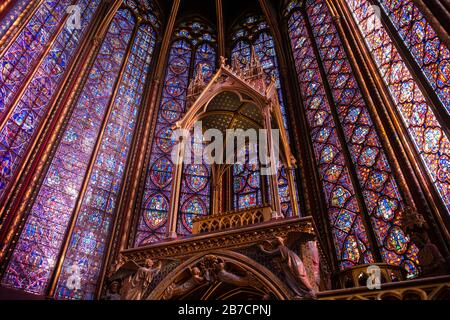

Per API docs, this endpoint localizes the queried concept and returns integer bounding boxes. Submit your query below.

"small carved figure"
[231,56,240,72]
[213,260,257,287]
[304,240,321,291]
[259,236,315,299]
[161,255,263,299]
[104,281,121,301]
[162,267,206,300]
[219,56,227,67]
[120,259,162,300]
[401,206,447,276]
[414,232,447,276]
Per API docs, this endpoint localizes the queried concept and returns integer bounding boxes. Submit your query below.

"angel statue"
[104,281,121,301]
[161,266,206,300]
[110,258,162,300]
[259,236,315,299]
[213,260,259,288]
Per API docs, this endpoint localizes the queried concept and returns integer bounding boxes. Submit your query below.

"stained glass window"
[287,9,373,268]
[377,0,450,114]
[136,21,216,246]
[0,0,30,41]
[306,0,418,275]
[0,0,71,119]
[286,0,302,15]
[178,160,211,235]
[232,40,251,68]
[177,41,216,236]
[125,0,160,29]
[230,15,297,216]
[54,22,156,300]
[2,1,158,298]
[0,0,101,203]
[347,0,450,215]
[193,42,216,81]
[286,0,419,275]
[231,17,288,128]
[233,148,263,210]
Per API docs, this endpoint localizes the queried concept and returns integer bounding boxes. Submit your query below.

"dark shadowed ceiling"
[156,0,265,33]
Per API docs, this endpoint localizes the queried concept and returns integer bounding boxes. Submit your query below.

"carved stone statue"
[213,260,258,287]
[259,236,315,299]
[219,56,227,67]
[401,206,447,277]
[303,240,321,291]
[118,259,161,300]
[416,233,447,276]
[160,255,262,299]
[104,281,121,301]
[161,267,206,300]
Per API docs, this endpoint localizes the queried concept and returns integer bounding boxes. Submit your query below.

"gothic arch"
[147,250,291,300]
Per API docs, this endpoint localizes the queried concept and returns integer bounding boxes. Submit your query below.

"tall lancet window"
[0,0,101,204]
[346,0,450,215]
[1,1,159,299]
[0,0,31,41]
[136,20,216,246]
[376,0,450,114]
[230,14,297,216]
[286,0,419,275]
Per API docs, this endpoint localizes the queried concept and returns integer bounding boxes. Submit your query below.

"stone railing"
[318,275,450,300]
[192,205,273,234]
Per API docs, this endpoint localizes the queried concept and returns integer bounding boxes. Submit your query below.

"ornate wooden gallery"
[0,0,448,300]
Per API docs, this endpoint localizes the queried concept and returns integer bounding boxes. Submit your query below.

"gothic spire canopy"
[0,0,448,302]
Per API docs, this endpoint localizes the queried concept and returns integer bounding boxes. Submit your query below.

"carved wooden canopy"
[175,54,296,169]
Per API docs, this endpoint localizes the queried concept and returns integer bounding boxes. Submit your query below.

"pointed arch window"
[345,0,450,215]
[230,14,298,216]
[0,0,102,203]
[286,0,419,275]
[1,1,159,299]
[136,20,217,246]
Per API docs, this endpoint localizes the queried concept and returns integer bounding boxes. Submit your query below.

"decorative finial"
[231,56,240,72]
[220,56,227,67]
[401,206,427,232]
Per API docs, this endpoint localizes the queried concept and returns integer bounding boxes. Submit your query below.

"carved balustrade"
[192,205,273,234]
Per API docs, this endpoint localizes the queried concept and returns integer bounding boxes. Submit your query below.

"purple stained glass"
[233,147,263,210]
[254,32,289,131]
[0,0,101,203]
[347,0,450,213]
[0,0,30,41]
[193,43,216,82]
[137,21,216,244]
[177,40,216,236]
[378,0,450,114]
[54,22,156,300]
[286,0,301,15]
[287,9,373,268]
[0,0,72,119]
[1,9,135,295]
[178,158,212,235]
[305,0,418,274]
[231,40,251,68]
[230,15,298,214]
[135,38,192,247]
